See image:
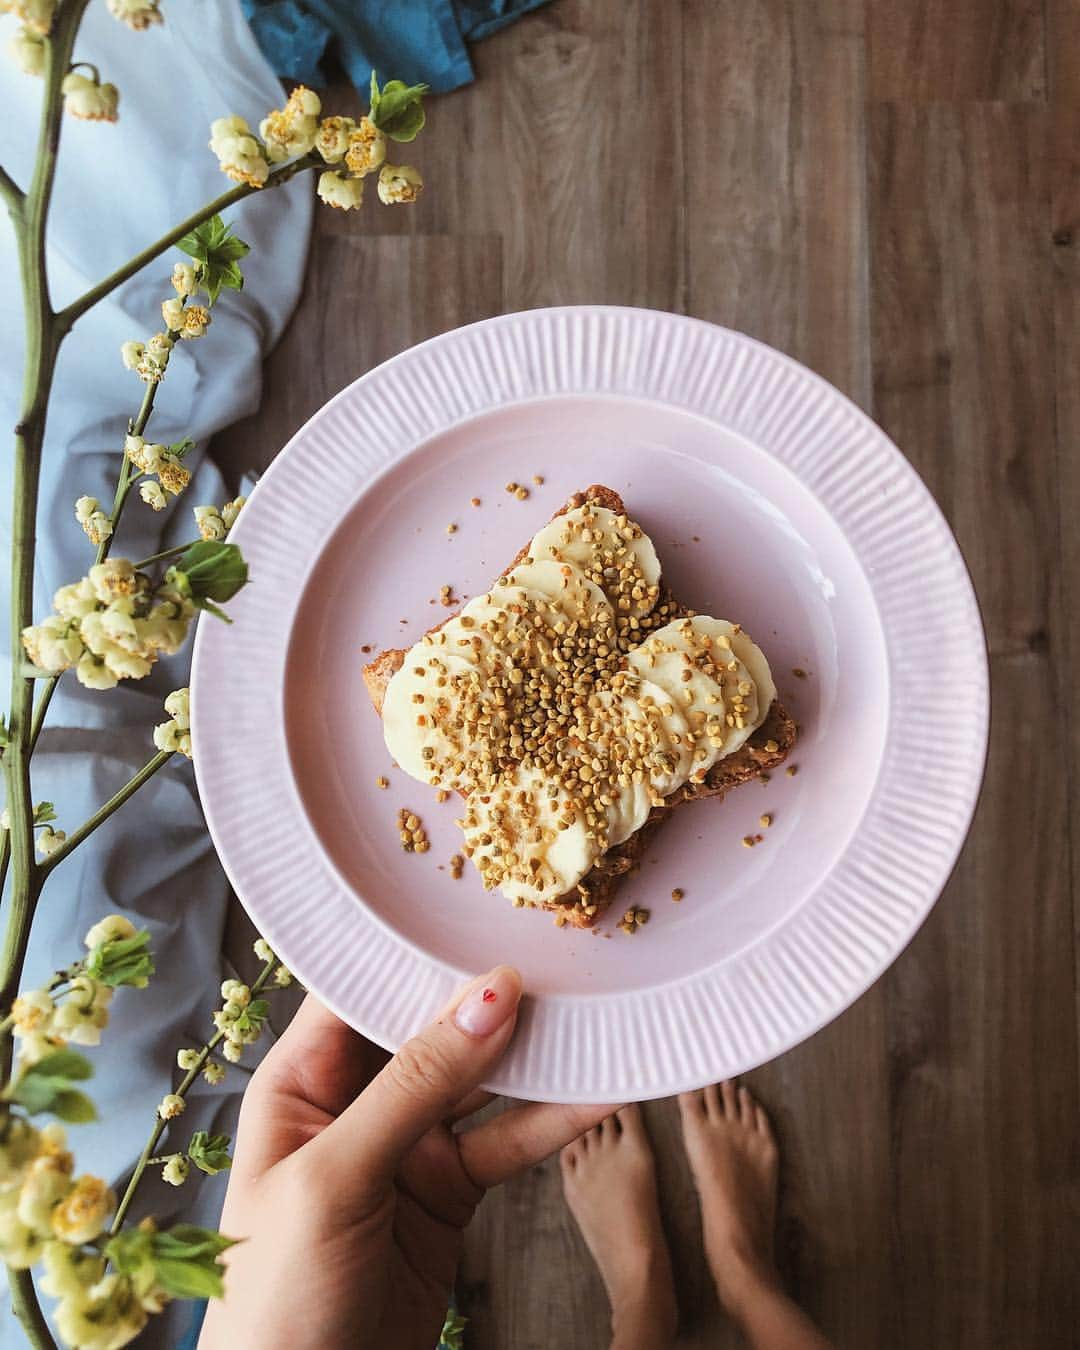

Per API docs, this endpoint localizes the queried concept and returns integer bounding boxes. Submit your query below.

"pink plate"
[192,308,988,1103]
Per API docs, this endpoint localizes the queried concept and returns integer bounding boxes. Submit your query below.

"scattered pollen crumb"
[742,835,756,848]
[514,485,529,500]
[617,905,650,934]
[760,813,772,829]
[436,788,450,803]
[446,522,458,535]
[759,771,771,785]
[764,739,779,753]
[397,807,429,853]
[375,776,389,789]
[439,584,456,608]
[691,535,701,542]
[470,496,481,507]
[532,474,544,485]
[449,853,464,880]
[504,481,518,494]
[792,667,808,679]
[786,764,799,777]
[360,644,372,653]
[671,887,684,902]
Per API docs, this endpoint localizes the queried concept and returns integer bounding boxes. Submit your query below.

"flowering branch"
[55,155,317,335]
[110,952,283,1235]
[38,751,172,875]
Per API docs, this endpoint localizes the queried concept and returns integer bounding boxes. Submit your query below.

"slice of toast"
[363,486,797,928]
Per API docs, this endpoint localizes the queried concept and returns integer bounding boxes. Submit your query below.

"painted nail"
[454,966,522,1038]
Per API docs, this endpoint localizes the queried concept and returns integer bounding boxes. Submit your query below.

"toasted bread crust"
[363,486,796,927]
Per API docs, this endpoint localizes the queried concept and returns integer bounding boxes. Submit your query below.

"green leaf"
[187,1131,232,1176]
[369,73,428,142]
[86,930,155,989]
[105,1229,153,1278]
[150,1225,238,1300]
[32,802,56,824]
[23,1049,93,1082]
[439,1309,468,1350]
[177,215,251,306]
[169,542,249,604]
[168,437,195,460]
[51,1089,97,1123]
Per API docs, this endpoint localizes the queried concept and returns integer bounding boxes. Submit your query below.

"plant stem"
[0,164,23,216]
[10,1268,54,1350]
[0,674,60,901]
[133,541,197,570]
[110,957,280,1234]
[56,156,318,334]
[38,751,172,875]
[96,378,160,565]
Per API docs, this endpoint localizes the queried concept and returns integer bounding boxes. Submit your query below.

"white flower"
[157,1093,185,1120]
[135,330,173,382]
[344,117,386,177]
[75,653,118,691]
[317,170,364,211]
[105,0,162,31]
[119,340,144,371]
[54,577,98,621]
[220,978,250,1007]
[377,163,423,205]
[8,26,46,76]
[55,1273,147,1350]
[15,1031,67,1065]
[202,1060,226,1085]
[51,1175,114,1245]
[161,1155,188,1187]
[179,304,210,339]
[35,827,65,859]
[193,504,226,541]
[88,558,138,603]
[221,495,246,529]
[21,614,84,673]
[164,687,190,727]
[0,1210,45,1270]
[11,988,54,1036]
[157,451,190,496]
[39,1240,106,1301]
[17,1155,74,1236]
[6,0,55,37]
[273,964,293,988]
[176,1048,200,1071]
[84,914,136,950]
[260,84,321,162]
[75,496,112,546]
[52,976,111,1045]
[61,73,119,123]
[139,481,167,512]
[253,937,273,962]
[221,1038,243,1063]
[209,115,269,189]
[160,296,184,331]
[0,1118,44,1187]
[152,719,191,758]
[315,115,356,163]
[171,261,197,297]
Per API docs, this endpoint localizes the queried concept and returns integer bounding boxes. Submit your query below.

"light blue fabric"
[0,1,312,1343]
[241,0,552,94]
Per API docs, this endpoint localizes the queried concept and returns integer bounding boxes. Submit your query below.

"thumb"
[311,965,522,1190]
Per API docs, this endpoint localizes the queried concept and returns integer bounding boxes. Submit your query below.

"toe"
[720,1080,739,1118]
[678,1089,706,1119]
[738,1085,754,1125]
[755,1103,775,1142]
[704,1082,723,1117]
[616,1102,645,1141]
[560,1141,578,1170]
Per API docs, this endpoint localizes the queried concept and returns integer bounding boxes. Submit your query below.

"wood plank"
[868,99,1080,1346]
[682,0,872,408]
[866,0,1045,102]
[212,231,503,482]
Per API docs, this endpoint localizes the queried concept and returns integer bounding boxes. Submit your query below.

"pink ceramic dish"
[191,308,989,1104]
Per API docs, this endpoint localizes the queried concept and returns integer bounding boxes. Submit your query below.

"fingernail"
[454,966,522,1038]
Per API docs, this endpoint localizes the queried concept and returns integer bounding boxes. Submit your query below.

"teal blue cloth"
[241,0,552,94]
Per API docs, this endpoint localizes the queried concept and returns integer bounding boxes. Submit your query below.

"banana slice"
[462,765,601,903]
[528,505,661,620]
[383,648,493,787]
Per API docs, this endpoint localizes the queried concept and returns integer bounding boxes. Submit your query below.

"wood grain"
[213,3,1079,1346]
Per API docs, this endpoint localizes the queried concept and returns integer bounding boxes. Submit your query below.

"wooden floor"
[216,3,1080,1346]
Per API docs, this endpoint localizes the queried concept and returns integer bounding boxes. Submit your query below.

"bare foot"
[560,1105,677,1350]
[678,1082,780,1317]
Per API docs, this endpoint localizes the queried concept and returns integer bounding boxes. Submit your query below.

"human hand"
[199,966,614,1349]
